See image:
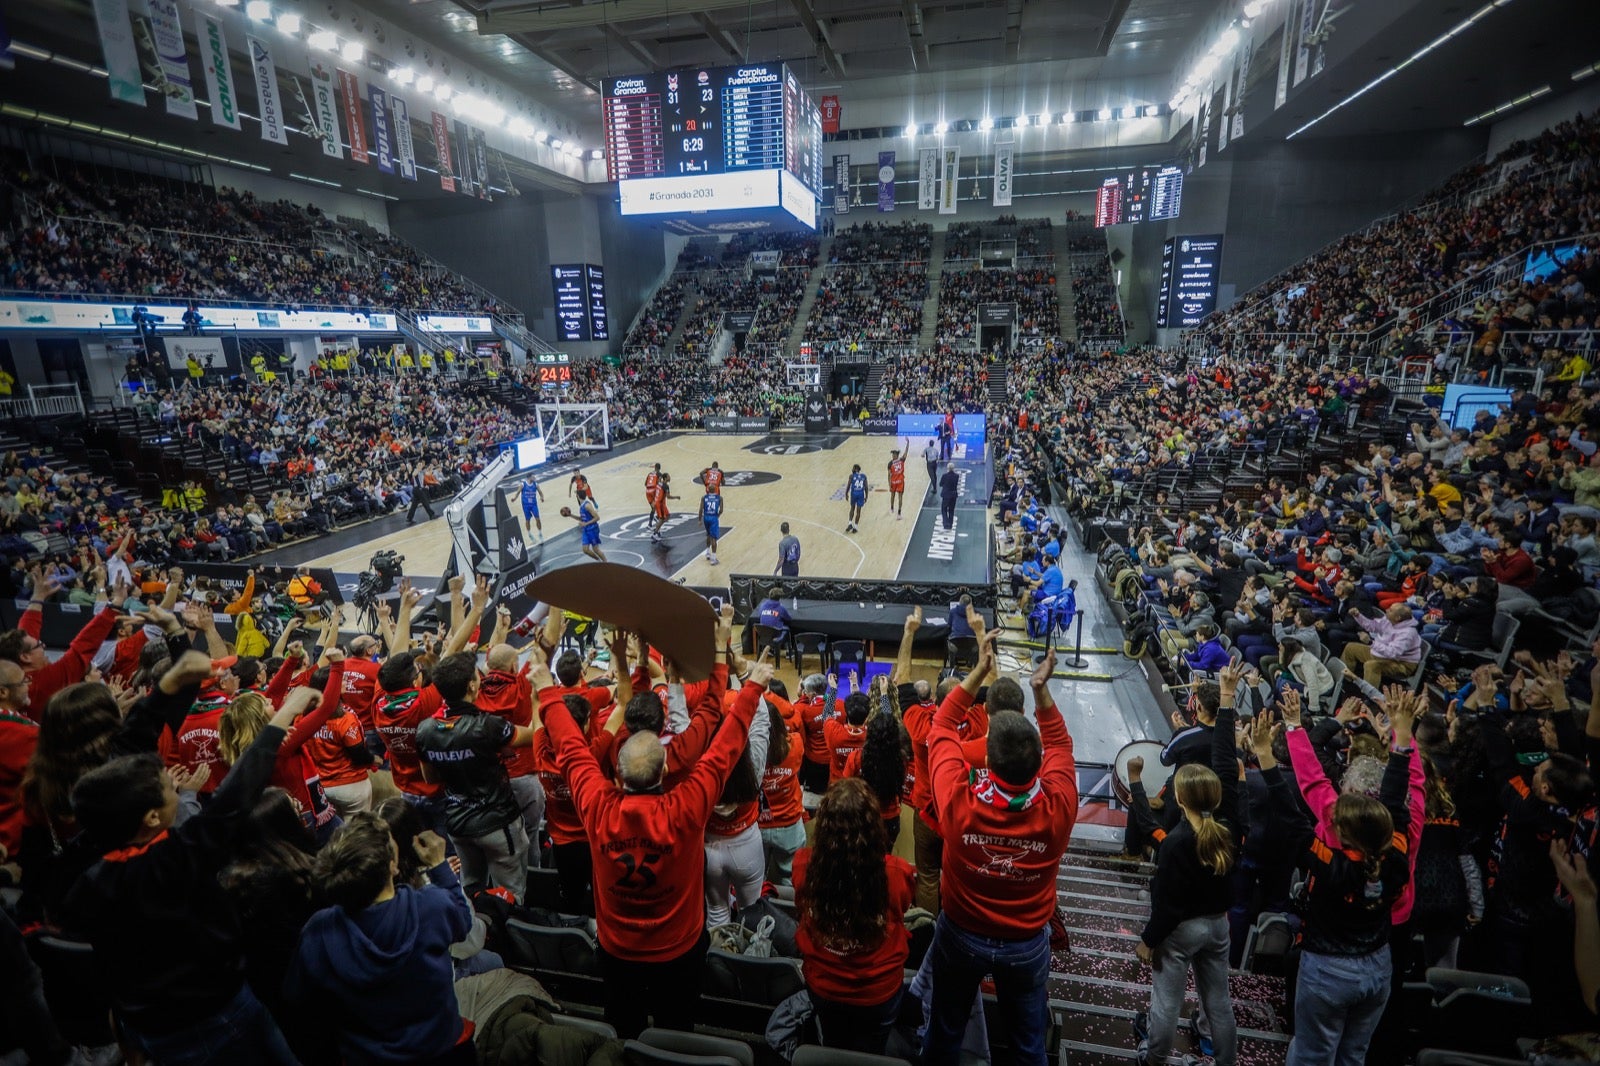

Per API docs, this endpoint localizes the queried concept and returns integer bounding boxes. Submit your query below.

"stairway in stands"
[1051,845,1291,1064]
[783,236,833,358]
[1056,225,1080,342]
[863,360,888,406]
[658,276,703,357]
[987,360,1008,409]
[918,229,947,350]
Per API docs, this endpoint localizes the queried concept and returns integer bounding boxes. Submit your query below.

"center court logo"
[692,470,781,487]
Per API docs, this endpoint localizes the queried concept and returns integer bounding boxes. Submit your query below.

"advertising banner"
[939,146,959,214]
[470,124,491,200]
[248,36,288,144]
[200,14,240,130]
[803,390,830,434]
[992,142,1014,206]
[1233,41,1251,140]
[308,59,343,159]
[863,415,899,435]
[432,111,457,192]
[391,94,417,180]
[339,68,368,163]
[878,150,896,212]
[146,0,197,119]
[833,154,850,214]
[93,0,145,105]
[1275,0,1297,109]
[918,147,938,210]
[368,84,394,174]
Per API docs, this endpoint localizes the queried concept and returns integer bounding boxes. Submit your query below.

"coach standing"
[775,522,801,577]
[939,463,960,531]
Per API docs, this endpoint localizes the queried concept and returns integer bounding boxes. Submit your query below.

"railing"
[0,285,503,324]
[0,384,85,421]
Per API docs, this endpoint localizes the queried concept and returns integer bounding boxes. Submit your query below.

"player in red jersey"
[648,471,678,543]
[887,439,908,520]
[569,468,595,504]
[700,460,724,495]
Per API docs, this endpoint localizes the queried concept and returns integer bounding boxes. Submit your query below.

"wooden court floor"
[306,432,983,585]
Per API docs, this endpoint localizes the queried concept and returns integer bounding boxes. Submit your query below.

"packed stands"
[935,262,1061,349]
[877,348,990,412]
[1071,252,1127,344]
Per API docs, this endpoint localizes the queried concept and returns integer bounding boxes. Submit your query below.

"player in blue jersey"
[520,479,546,542]
[844,464,869,534]
[562,491,606,563]
[699,490,724,565]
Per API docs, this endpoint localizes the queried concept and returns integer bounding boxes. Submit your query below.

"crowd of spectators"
[1071,254,1127,341]
[935,263,1062,349]
[621,276,693,356]
[802,265,928,353]
[827,220,932,264]
[1,158,496,313]
[877,349,991,413]
[674,268,809,357]
[723,231,820,269]
[1200,111,1600,356]
[943,217,1052,260]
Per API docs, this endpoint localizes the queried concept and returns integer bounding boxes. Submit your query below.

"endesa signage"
[863,415,899,435]
[618,170,781,216]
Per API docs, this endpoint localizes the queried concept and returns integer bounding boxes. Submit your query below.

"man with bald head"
[536,605,770,1039]
[475,641,546,859]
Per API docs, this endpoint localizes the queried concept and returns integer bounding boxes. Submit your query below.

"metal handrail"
[0,287,482,320]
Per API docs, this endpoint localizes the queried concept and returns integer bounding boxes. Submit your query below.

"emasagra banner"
[248,36,288,144]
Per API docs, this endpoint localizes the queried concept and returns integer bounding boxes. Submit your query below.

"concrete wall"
[210,164,392,232]
[1486,82,1600,158]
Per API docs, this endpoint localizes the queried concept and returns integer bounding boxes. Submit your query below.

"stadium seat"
[945,635,980,673]
[700,949,805,1033]
[829,640,868,682]
[636,1029,754,1066]
[1413,969,1533,1058]
[25,935,116,1048]
[622,1043,744,1066]
[793,1048,906,1066]
[792,631,830,675]
[503,920,606,1006]
[752,624,798,669]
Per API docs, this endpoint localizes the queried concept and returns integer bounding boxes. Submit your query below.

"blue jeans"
[921,912,1051,1066]
[125,983,297,1066]
[1288,945,1392,1066]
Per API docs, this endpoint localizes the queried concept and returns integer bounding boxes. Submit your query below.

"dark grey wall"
[387,191,666,348]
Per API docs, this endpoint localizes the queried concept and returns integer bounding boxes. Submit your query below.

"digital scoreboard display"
[550,263,608,342]
[1157,234,1224,329]
[603,61,821,228]
[535,351,572,391]
[1094,165,1185,227]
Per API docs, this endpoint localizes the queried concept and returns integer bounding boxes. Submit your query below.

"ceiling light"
[308,29,336,51]
[933,120,947,134]
[590,149,604,160]
[1242,0,1267,17]
[1573,60,1600,82]
[549,137,563,149]
[567,145,583,158]
[435,84,452,101]
[903,123,917,137]
[1097,107,1111,121]
[340,40,363,62]
[245,0,270,20]
[1463,83,1552,125]
[1063,112,1075,124]
[415,74,435,93]
[392,66,415,85]
[1169,96,1185,110]
[978,116,994,130]
[214,0,240,7]
[275,12,301,34]
[534,130,548,143]
[507,118,532,137]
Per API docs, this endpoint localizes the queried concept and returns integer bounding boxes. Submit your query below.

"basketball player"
[887,440,908,520]
[569,468,594,504]
[520,478,546,542]
[844,464,869,534]
[699,489,723,565]
[564,491,605,562]
[649,472,678,543]
[701,460,724,495]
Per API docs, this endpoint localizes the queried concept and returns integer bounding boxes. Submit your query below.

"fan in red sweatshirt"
[12,601,121,719]
[372,652,444,801]
[542,656,766,1038]
[162,667,239,795]
[0,661,37,854]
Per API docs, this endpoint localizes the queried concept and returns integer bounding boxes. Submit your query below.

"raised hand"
[160,651,215,693]
[1031,645,1057,693]
[470,574,492,611]
[905,605,923,632]
[1279,686,1303,727]
[414,830,449,870]
[749,660,775,688]
[170,764,211,793]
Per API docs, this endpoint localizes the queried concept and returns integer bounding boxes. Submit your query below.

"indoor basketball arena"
[1,0,1597,1063]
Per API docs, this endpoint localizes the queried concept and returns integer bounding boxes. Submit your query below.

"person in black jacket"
[1436,576,1497,654]
[62,654,317,1065]
[1132,663,1242,1066]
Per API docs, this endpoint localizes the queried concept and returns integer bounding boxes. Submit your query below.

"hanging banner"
[454,119,476,196]
[992,142,1014,207]
[308,59,343,159]
[877,151,896,212]
[145,0,197,119]
[432,111,457,192]
[339,68,368,163]
[1233,41,1251,140]
[93,0,145,106]
[1294,0,1316,86]
[199,13,239,130]
[832,154,850,214]
[391,93,417,181]
[820,95,841,134]
[368,84,395,174]
[918,147,938,210]
[939,145,959,215]
[1197,87,1211,169]
[248,36,287,144]
[1218,60,1234,152]
[470,124,491,201]
[1275,0,1296,109]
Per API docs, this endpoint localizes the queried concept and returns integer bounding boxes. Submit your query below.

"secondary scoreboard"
[603,62,821,227]
[1094,165,1185,227]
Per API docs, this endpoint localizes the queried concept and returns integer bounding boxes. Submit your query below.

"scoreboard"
[550,263,608,342]
[1094,165,1185,227]
[535,351,572,390]
[603,62,822,227]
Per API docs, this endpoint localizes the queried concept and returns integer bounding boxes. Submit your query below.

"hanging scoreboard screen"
[1157,234,1224,329]
[551,263,608,342]
[603,62,821,228]
[535,351,572,391]
[1094,165,1185,227]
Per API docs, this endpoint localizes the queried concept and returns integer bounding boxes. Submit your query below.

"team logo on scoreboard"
[668,74,678,91]
[697,71,710,85]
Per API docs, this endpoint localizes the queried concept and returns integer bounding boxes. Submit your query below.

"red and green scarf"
[969,768,1044,812]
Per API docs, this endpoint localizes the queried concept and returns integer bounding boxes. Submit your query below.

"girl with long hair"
[850,713,909,850]
[1133,664,1242,1066]
[1411,757,1483,969]
[703,686,770,927]
[757,697,806,885]
[1276,687,1421,1066]
[793,777,915,1054]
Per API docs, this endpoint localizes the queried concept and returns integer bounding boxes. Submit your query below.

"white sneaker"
[709,554,719,565]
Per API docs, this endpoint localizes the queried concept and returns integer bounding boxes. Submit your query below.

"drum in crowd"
[1111,739,1170,807]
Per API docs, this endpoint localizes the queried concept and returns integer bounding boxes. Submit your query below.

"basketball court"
[302,430,995,587]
